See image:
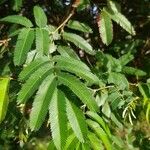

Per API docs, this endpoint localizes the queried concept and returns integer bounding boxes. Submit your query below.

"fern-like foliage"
[19,57,50,81]
[14,28,34,65]
[58,72,99,112]
[64,133,78,150]
[30,74,57,130]
[1,4,140,150]
[87,132,104,150]
[49,89,67,150]
[87,119,112,150]
[62,32,95,55]
[17,63,53,103]
[54,56,99,84]
[57,46,80,60]
[0,15,33,27]
[66,99,88,143]
[35,28,50,55]
[105,7,135,35]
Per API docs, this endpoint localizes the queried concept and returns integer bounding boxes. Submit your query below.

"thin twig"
[93,85,115,92]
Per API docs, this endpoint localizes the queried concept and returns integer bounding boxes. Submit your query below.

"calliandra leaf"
[66,99,88,142]
[13,28,34,66]
[54,56,99,84]
[105,7,135,35]
[58,73,99,112]
[0,15,33,27]
[107,0,121,13]
[122,66,147,76]
[87,119,112,150]
[17,63,53,103]
[0,77,10,123]
[99,10,113,45]
[67,20,93,33]
[30,74,57,130]
[57,46,80,60]
[63,32,95,55]
[35,28,50,55]
[33,6,47,27]
[86,111,111,137]
[119,52,134,66]
[64,133,78,150]
[87,132,104,150]
[19,57,50,81]
[108,72,129,90]
[49,89,67,150]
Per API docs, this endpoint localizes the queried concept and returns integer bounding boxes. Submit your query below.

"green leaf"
[138,83,150,99]
[81,143,91,150]
[0,15,33,27]
[108,91,121,110]
[106,54,122,72]
[67,20,93,33]
[102,101,111,118]
[13,0,23,11]
[77,0,90,11]
[33,6,47,27]
[122,66,147,76]
[8,28,22,37]
[35,28,50,55]
[0,77,10,123]
[53,55,90,71]
[119,52,134,66]
[14,28,34,66]
[49,89,67,150]
[47,140,57,150]
[54,56,99,84]
[62,32,95,55]
[87,119,112,150]
[64,133,78,150]
[75,142,82,150]
[107,0,121,13]
[105,7,135,35]
[108,72,129,90]
[110,113,123,129]
[99,10,113,45]
[66,99,88,143]
[30,74,57,130]
[87,132,104,150]
[58,73,99,112]
[17,63,53,103]
[57,46,80,60]
[19,57,50,81]
[146,103,150,123]
[86,111,111,137]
